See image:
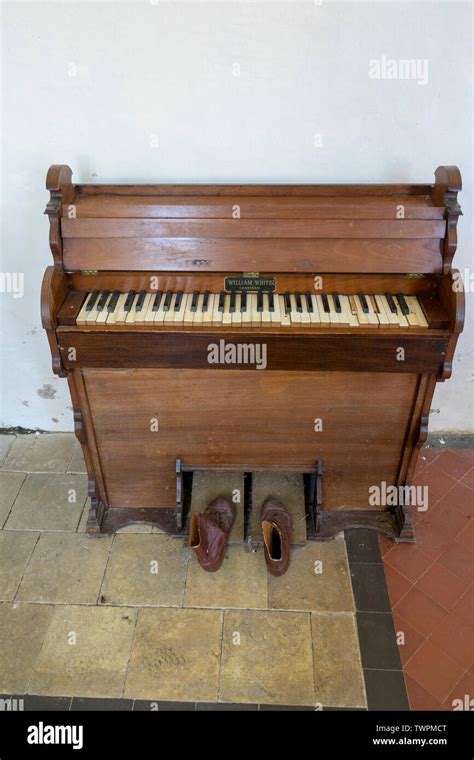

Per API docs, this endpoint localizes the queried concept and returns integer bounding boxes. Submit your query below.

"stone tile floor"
[380,447,474,711]
[0,433,367,709]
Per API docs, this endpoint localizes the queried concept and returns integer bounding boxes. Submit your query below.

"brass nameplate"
[225,276,276,293]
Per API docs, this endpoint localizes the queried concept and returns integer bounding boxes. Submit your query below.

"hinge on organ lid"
[406,274,424,279]
[81,270,98,275]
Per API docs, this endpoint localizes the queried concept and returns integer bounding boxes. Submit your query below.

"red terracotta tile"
[453,585,474,628]
[404,674,443,711]
[454,449,474,465]
[405,640,465,702]
[438,543,474,582]
[378,534,394,558]
[441,481,474,518]
[385,543,433,584]
[461,467,474,490]
[414,519,453,561]
[430,614,474,670]
[423,503,470,542]
[418,447,443,468]
[415,464,457,506]
[384,564,413,606]
[455,519,474,552]
[392,611,425,666]
[395,587,446,637]
[442,671,474,711]
[436,450,473,481]
[416,562,471,611]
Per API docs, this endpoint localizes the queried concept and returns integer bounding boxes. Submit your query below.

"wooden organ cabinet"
[41,165,464,541]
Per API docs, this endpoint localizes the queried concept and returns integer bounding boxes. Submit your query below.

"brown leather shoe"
[189,497,235,572]
[261,498,292,576]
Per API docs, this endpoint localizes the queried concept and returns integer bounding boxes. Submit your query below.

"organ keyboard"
[75,290,429,328]
[42,164,464,541]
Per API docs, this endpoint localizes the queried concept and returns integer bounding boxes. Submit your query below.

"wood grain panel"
[77,183,433,197]
[65,194,444,220]
[62,218,445,239]
[82,369,419,510]
[66,271,439,295]
[63,237,443,273]
[58,330,448,374]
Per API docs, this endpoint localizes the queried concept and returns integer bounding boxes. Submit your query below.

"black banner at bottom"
[0,709,472,758]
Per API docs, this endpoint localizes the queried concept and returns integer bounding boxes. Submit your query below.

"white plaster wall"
[1,0,472,431]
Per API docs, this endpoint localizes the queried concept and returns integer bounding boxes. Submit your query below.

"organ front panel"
[41,164,464,539]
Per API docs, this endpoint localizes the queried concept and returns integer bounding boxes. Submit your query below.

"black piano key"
[85,290,99,311]
[240,291,247,312]
[295,292,303,313]
[385,293,398,314]
[321,294,330,313]
[124,290,136,312]
[202,291,210,312]
[230,291,236,313]
[358,293,369,314]
[284,292,292,315]
[305,292,313,313]
[268,291,275,312]
[163,290,173,311]
[190,291,199,312]
[218,291,225,312]
[96,290,110,312]
[174,291,183,311]
[396,293,410,316]
[152,290,163,311]
[257,291,263,312]
[333,293,342,313]
[107,290,120,312]
[135,290,147,312]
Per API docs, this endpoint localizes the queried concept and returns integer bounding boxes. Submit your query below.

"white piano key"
[309,295,321,325]
[212,294,223,325]
[183,293,196,325]
[339,295,357,327]
[327,295,341,325]
[96,293,113,324]
[133,293,152,325]
[76,292,94,325]
[299,296,311,326]
[405,296,429,328]
[202,293,215,325]
[351,295,373,327]
[378,295,400,327]
[365,296,380,326]
[153,293,167,324]
[315,296,331,326]
[232,294,242,326]
[85,295,102,324]
[143,293,158,323]
[172,293,187,324]
[241,295,252,326]
[164,293,179,323]
[393,300,409,328]
[372,295,390,326]
[222,294,232,325]
[289,294,301,324]
[107,293,127,324]
[192,293,205,325]
[279,295,291,327]
[125,293,141,324]
[270,294,281,324]
[250,294,261,326]
[260,293,272,325]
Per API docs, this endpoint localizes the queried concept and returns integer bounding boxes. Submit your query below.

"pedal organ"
[41,165,464,540]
